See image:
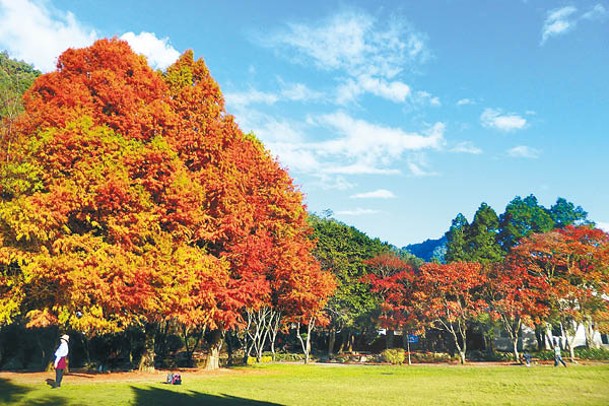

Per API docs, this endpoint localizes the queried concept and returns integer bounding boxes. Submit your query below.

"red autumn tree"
[508,226,609,360]
[414,262,487,364]
[0,38,333,370]
[364,253,420,336]
[485,261,550,362]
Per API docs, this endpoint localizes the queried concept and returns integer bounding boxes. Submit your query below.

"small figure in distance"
[522,351,532,367]
[53,334,70,388]
[553,342,567,367]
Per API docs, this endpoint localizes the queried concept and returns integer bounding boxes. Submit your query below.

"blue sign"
[407,334,419,344]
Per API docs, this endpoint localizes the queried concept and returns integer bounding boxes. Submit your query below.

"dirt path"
[0,367,242,386]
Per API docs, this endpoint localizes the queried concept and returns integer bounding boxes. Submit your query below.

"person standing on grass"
[554,342,567,367]
[522,351,532,367]
[53,334,70,388]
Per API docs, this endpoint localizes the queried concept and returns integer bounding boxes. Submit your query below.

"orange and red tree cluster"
[365,225,609,363]
[0,39,334,367]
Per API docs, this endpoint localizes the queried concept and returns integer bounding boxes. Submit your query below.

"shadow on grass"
[0,377,66,406]
[0,377,29,404]
[132,385,281,406]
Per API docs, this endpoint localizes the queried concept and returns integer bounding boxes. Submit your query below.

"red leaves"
[2,38,332,335]
[20,38,169,141]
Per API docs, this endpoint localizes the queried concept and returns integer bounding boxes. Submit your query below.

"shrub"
[381,349,405,365]
[246,355,273,365]
[535,350,555,361]
[575,347,609,360]
[409,352,456,363]
[466,350,513,362]
[273,353,305,362]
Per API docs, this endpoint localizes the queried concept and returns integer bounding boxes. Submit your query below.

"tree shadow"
[0,377,30,404]
[0,377,66,405]
[131,385,282,406]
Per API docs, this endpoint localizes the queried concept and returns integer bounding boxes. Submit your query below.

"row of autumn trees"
[1,41,608,370]
[361,198,609,364]
[0,39,335,370]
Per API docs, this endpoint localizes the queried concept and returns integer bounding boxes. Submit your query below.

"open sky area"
[1,0,608,247]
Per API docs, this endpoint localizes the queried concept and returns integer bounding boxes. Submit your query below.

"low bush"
[246,355,273,365]
[409,351,456,363]
[381,349,405,365]
[575,347,609,360]
[273,352,305,362]
[529,347,609,361]
[466,350,513,362]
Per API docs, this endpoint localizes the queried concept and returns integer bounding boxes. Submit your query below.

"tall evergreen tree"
[549,197,589,228]
[445,213,470,262]
[467,203,503,263]
[0,52,40,164]
[308,213,388,354]
[498,195,555,251]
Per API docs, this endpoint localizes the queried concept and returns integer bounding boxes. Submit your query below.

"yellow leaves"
[25,308,57,328]
[0,39,327,337]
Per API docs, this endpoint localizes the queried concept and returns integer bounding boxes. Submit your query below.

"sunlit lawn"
[2,362,609,405]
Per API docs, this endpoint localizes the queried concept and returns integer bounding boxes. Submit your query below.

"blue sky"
[1,0,608,246]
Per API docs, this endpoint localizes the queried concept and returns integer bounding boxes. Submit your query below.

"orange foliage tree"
[508,226,609,360]
[414,262,487,364]
[0,38,334,369]
[363,253,420,337]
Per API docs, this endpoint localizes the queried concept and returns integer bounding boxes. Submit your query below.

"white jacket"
[54,341,69,368]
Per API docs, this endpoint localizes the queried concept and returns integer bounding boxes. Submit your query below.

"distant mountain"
[403,236,447,263]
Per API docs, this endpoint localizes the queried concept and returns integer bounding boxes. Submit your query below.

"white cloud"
[280,82,323,102]
[457,98,475,106]
[596,222,609,233]
[507,145,541,159]
[232,109,444,179]
[226,89,279,107]
[350,189,396,199]
[451,141,483,154]
[0,0,96,72]
[582,3,607,20]
[119,32,180,70]
[226,82,322,108]
[0,1,180,72]
[267,10,429,77]
[337,75,411,104]
[541,4,607,44]
[413,91,441,107]
[314,174,355,191]
[324,164,401,175]
[316,111,443,156]
[407,153,438,177]
[541,6,578,44]
[335,208,380,216]
[481,108,527,132]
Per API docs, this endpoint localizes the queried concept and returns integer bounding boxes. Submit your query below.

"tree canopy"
[0,39,334,341]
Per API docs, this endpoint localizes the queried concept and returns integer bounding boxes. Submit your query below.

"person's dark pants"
[554,356,567,367]
[55,368,64,387]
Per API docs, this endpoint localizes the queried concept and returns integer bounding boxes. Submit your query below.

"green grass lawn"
[2,363,609,405]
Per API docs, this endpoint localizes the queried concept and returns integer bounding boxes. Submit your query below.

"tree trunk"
[563,324,578,364]
[225,330,234,366]
[205,329,224,370]
[506,317,522,363]
[386,330,394,349]
[512,337,520,363]
[296,318,316,364]
[545,326,555,350]
[584,319,598,349]
[534,323,545,351]
[328,329,336,357]
[138,324,156,371]
[269,310,281,361]
[346,331,354,353]
[452,323,467,364]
